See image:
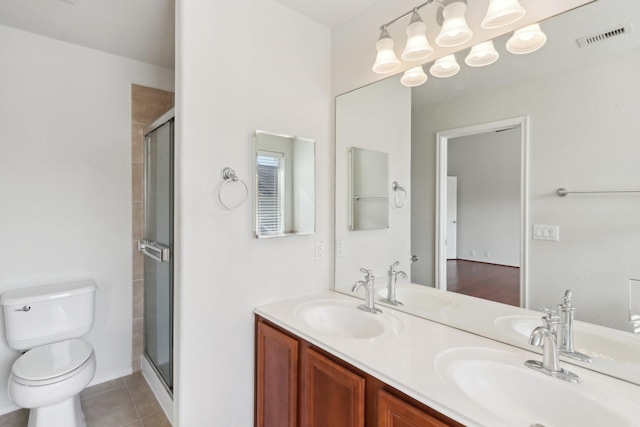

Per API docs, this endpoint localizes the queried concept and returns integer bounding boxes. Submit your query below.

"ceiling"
[0,0,175,69]
[0,0,382,70]
[272,0,383,28]
[0,0,630,86]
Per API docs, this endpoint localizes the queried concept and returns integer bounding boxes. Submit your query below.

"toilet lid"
[13,339,94,381]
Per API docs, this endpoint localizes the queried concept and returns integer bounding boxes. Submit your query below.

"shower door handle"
[137,240,171,262]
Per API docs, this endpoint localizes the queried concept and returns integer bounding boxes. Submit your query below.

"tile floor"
[0,372,171,427]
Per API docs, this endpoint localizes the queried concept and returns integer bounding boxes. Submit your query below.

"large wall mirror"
[335,0,640,384]
[255,130,315,238]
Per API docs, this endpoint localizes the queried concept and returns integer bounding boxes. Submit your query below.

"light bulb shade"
[401,66,428,87]
[465,40,500,67]
[372,29,401,74]
[481,0,526,29]
[436,2,473,47]
[401,12,434,61]
[506,23,547,54]
[429,55,460,78]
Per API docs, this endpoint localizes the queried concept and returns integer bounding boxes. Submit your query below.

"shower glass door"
[142,114,174,392]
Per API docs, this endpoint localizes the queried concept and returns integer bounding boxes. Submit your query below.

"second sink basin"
[435,347,639,426]
[494,315,640,363]
[294,299,404,339]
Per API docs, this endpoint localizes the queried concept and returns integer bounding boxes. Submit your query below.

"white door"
[446,176,458,260]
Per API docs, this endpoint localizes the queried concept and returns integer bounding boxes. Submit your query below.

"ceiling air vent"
[576,24,632,48]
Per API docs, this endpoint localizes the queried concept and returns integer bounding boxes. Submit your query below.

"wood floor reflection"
[447,260,520,307]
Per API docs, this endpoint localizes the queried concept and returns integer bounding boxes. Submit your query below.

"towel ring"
[218,167,248,210]
[392,181,407,208]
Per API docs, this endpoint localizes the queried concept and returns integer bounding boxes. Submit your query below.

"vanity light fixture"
[372,27,402,74]
[401,10,434,61]
[371,0,542,87]
[464,40,500,67]
[506,23,547,54]
[429,54,460,78]
[401,66,429,87]
[372,0,528,75]
[481,0,526,29]
[435,1,473,47]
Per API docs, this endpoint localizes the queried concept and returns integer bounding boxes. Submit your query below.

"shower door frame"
[142,108,175,395]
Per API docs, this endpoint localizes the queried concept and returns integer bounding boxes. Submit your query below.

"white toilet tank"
[0,280,97,351]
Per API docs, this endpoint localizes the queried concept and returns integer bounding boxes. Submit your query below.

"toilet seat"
[12,339,94,386]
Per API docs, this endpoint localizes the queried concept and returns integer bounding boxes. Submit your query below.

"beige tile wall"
[131,84,174,371]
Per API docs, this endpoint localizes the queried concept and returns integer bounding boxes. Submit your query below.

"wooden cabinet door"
[256,321,299,427]
[378,390,451,427]
[301,347,365,427]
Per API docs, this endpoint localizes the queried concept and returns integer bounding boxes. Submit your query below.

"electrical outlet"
[470,249,476,256]
[315,241,325,261]
[336,240,344,257]
[484,251,490,258]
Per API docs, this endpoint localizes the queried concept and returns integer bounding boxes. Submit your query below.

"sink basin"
[376,284,455,310]
[294,299,404,339]
[436,347,639,426]
[494,315,640,363]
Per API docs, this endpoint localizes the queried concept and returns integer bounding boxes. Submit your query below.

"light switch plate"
[533,224,560,241]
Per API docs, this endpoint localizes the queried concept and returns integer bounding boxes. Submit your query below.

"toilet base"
[27,395,86,427]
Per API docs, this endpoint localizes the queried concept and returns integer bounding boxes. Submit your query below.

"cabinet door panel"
[378,390,451,427]
[301,347,365,427]
[256,322,298,427]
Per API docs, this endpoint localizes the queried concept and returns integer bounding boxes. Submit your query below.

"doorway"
[435,117,529,307]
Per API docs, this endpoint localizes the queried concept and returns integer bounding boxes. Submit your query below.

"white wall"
[412,47,640,331]
[0,24,174,412]
[448,129,521,267]
[335,77,411,291]
[175,0,331,424]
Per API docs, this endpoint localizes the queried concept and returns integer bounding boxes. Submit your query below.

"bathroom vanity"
[255,291,640,427]
[256,318,461,427]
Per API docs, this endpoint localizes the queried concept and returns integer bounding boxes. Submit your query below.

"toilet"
[0,280,97,427]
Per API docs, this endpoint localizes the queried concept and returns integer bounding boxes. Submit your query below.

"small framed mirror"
[254,130,315,238]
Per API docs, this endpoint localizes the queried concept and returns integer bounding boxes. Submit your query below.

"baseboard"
[141,355,173,424]
[89,366,134,388]
[0,400,21,416]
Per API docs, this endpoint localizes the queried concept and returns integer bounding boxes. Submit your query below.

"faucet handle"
[560,289,573,308]
[359,268,373,279]
[541,308,560,328]
[389,261,399,272]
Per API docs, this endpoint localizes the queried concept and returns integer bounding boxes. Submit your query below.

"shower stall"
[137,108,174,401]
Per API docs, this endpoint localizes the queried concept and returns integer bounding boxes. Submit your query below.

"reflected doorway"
[436,117,529,307]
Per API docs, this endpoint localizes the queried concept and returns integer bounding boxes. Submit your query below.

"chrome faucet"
[525,308,581,383]
[382,261,407,306]
[557,289,592,363]
[352,268,382,314]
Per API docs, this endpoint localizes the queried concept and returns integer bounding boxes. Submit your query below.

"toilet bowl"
[9,339,96,406]
[0,280,97,427]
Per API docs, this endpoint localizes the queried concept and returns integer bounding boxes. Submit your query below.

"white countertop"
[367,283,640,384]
[255,291,640,427]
